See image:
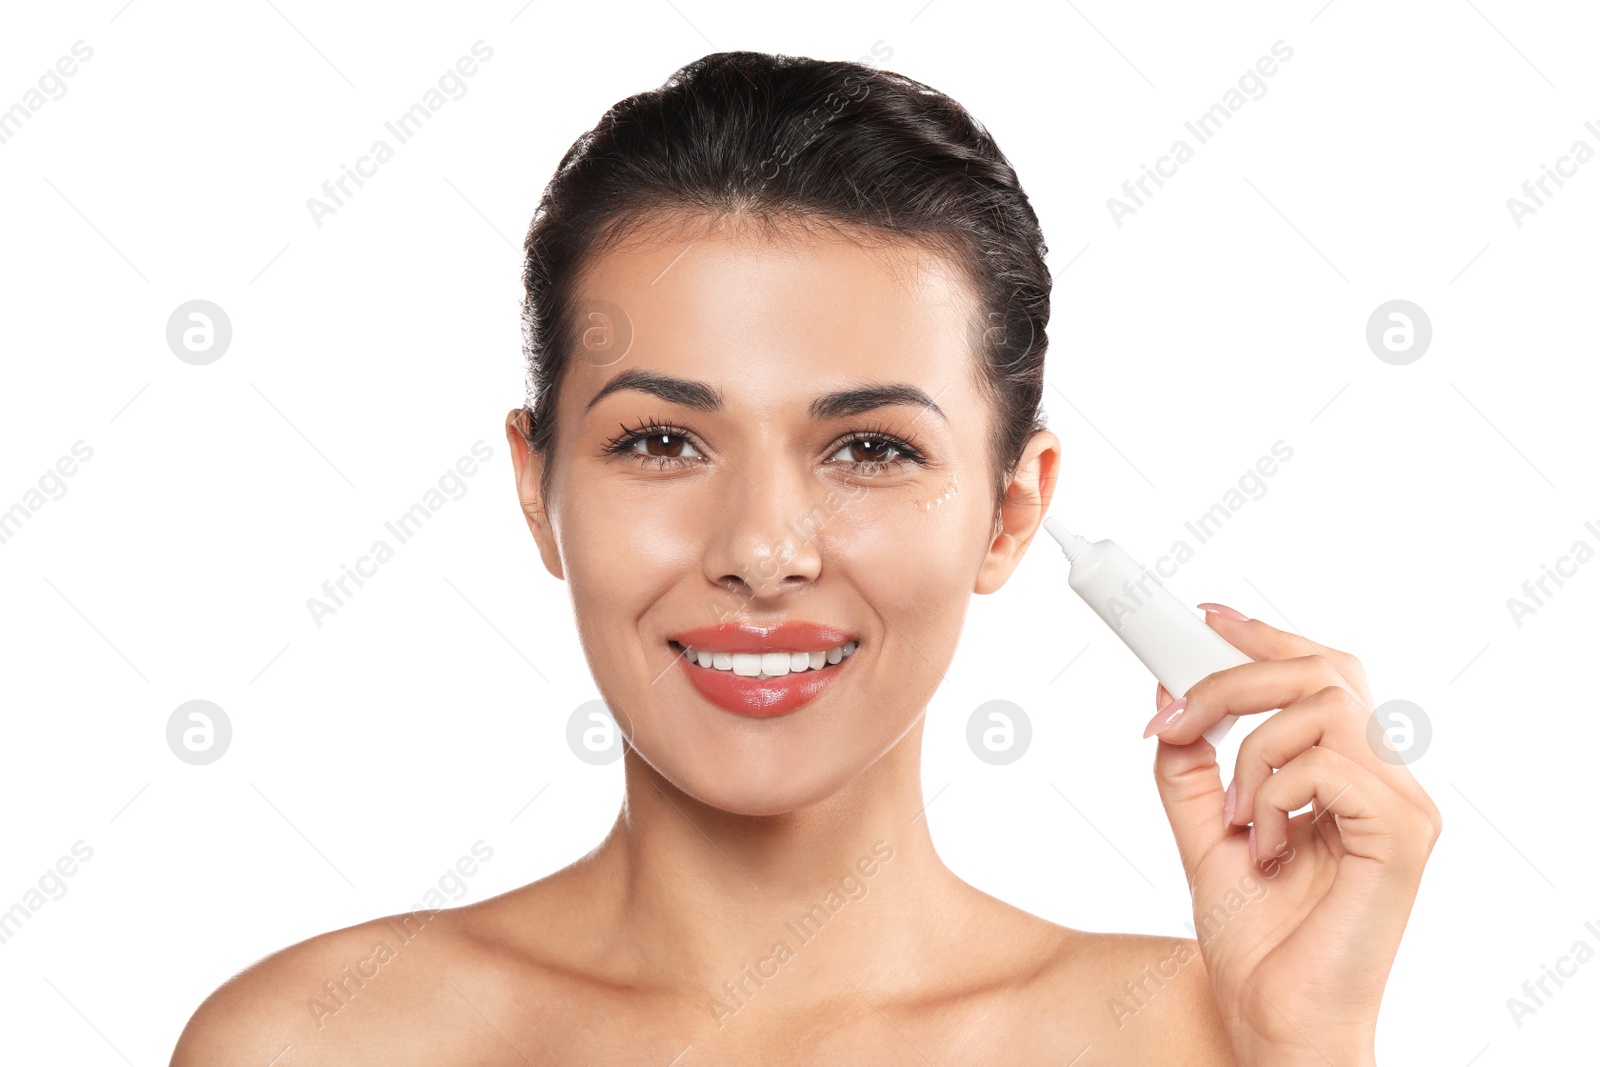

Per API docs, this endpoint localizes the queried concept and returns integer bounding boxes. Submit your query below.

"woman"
[173,51,1440,1065]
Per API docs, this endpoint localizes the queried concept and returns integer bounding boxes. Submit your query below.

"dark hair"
[518,50,1051,522]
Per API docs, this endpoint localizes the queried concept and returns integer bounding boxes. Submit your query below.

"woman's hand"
[1146,603,1442,1067]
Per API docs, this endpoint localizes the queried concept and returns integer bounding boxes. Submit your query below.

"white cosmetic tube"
[1042,518,1248,748]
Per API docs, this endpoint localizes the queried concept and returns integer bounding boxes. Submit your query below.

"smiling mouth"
[667,639,859,681]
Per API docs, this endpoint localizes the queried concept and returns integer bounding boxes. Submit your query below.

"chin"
[642,745,863,818]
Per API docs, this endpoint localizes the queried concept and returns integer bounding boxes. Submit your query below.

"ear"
[505,408,565,581]
[974,429,1060,595]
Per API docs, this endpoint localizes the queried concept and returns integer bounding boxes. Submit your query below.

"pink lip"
[667,621,856,653]
[666,622,857,718]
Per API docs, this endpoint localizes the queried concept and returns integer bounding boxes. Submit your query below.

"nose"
[700,463,825,606]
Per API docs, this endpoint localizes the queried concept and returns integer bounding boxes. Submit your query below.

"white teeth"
[680,639,857,679]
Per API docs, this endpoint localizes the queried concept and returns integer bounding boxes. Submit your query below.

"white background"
[2,0,1596,1062]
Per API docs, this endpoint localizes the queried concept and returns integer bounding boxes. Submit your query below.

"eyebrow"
[583,368,947,423]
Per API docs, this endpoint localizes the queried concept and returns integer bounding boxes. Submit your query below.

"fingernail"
[1222,779,1236,826]
[1142,696,1186,738]
[1197,602,1249,622]
[1248,825,1256,864]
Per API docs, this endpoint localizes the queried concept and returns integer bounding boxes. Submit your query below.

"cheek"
[557,482,704,641]
[910,468,961,512]
[827,477,988,617]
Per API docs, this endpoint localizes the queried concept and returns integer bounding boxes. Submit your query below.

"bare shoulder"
[168,867,611,1067]
[168,906,492,1067]
[926,887,1232,1064]
[1035,926,1236,1066]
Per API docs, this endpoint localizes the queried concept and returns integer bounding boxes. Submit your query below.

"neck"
[574,716,969,1007]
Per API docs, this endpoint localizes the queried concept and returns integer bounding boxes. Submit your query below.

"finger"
[1303,639,1370,709]
[1226,686,1437,830]
[1191,611,1437,829]
[1152,733,1226,886]
[1146,654,1351,746]
[1285,792,1352,863]
[1250,745,1435,877]
[1197,605,1372,707]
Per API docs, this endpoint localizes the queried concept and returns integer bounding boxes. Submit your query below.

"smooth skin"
[170,211,1438,1065]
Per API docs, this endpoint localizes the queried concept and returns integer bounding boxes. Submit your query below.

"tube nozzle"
[1042,517,1091,563]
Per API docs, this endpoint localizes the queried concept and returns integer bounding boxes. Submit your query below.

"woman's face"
[508,212,1056,816]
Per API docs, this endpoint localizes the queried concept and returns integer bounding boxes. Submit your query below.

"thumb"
[1151,683,1229,884]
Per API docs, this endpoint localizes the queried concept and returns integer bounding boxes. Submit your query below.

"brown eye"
[845,439,896,464]
[640,432,691,458]
[604,423,704,465]
[826,434,911,468]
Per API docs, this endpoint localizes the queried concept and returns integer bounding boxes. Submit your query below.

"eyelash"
[600,417,928,475]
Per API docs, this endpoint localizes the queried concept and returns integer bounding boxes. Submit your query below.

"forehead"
[564,212,984,410]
